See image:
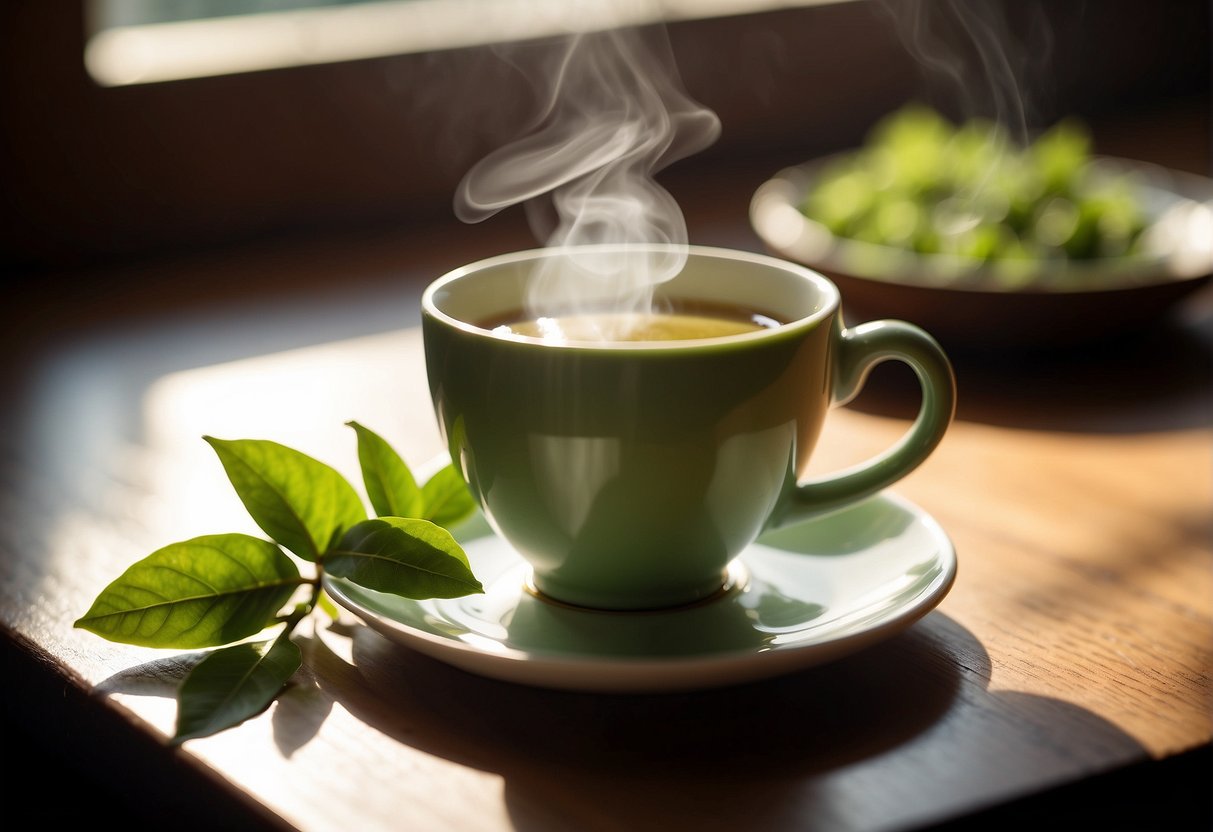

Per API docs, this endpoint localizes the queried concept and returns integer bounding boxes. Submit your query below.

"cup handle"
[770,319,956,528]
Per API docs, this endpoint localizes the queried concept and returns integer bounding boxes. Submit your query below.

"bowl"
[750,154,1213,351]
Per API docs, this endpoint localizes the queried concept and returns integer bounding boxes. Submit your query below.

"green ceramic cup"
[422,245,956,611]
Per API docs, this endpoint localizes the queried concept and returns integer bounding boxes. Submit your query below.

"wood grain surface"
[1,243,1209,831]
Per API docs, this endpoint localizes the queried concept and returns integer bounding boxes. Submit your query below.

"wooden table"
[3,157,1211,829]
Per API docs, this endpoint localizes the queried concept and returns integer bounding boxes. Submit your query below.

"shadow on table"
[94,645,334,761]
[307,611,1147,831]
[848,309,1213,434]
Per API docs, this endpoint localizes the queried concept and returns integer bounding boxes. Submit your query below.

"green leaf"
[74,534,302,649]
[346,421,424,519]
[326,518,483,599]
[204,436,367,561]
[172,634,302,744]
[420,465,477,527]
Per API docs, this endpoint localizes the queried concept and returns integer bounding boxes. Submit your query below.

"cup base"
[522,560,750,614]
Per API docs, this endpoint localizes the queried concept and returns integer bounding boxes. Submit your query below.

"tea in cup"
[421,245,955,610]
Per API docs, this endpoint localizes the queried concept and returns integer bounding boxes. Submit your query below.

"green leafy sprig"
[75,421,481,744]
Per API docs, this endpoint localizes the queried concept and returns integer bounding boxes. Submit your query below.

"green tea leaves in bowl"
[751,106,1213,347]
[798,105,1152,286]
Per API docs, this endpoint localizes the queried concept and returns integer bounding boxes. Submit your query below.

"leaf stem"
[277,577,322,635]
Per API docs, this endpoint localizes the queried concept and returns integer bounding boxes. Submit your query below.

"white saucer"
[323,491,957,693]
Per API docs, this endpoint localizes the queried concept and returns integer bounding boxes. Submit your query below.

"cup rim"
[421,244,840,350]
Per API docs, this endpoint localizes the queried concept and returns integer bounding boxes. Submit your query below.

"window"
[85,0,838,86]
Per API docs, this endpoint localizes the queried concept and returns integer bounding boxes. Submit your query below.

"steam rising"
[878,0,1054,143]
[454,16,720,327]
